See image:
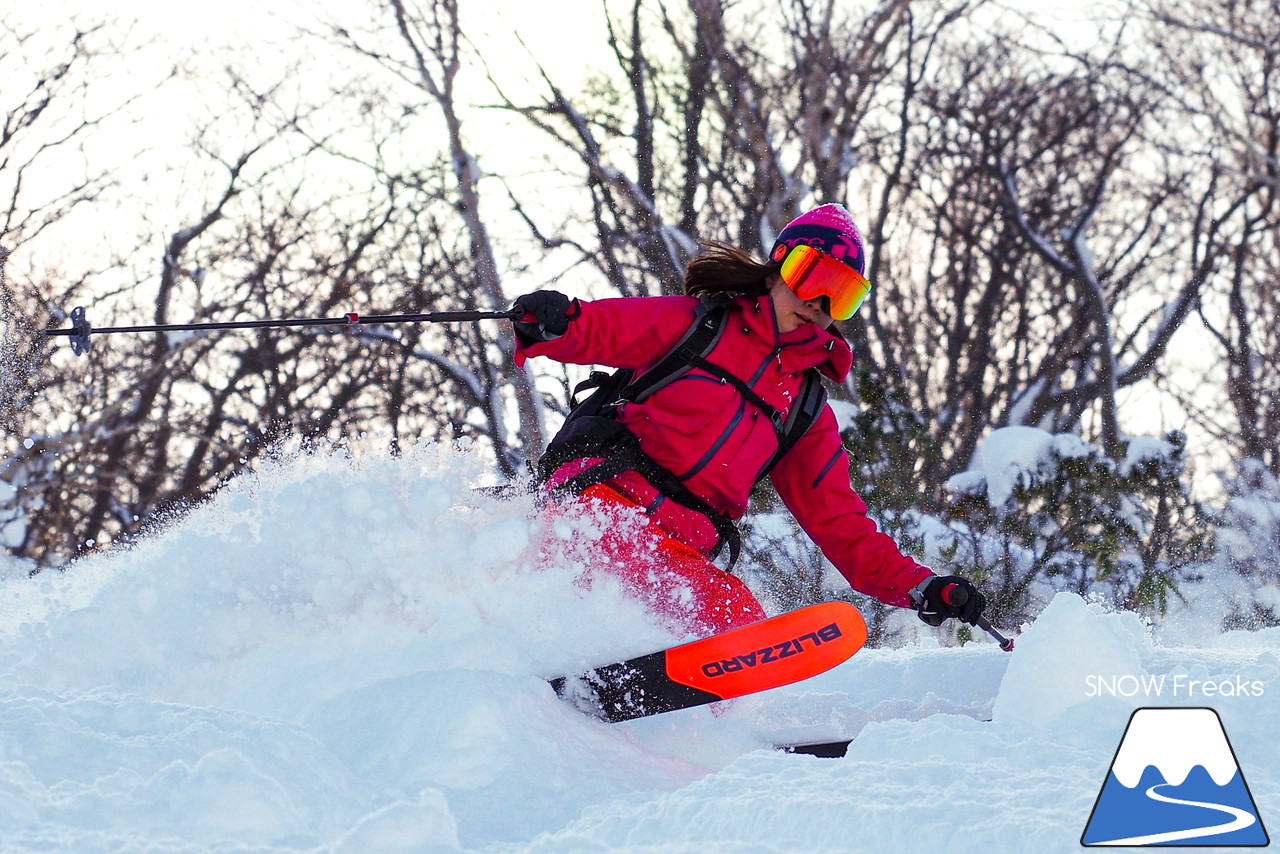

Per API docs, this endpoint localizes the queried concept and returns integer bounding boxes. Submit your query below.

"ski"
[550,601,867,722]
[776,739,853,758]
[777,717,992,758]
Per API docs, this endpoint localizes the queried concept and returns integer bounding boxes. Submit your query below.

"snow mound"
[993,593,1147,727]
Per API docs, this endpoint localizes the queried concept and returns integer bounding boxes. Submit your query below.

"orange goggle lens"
[778,244,872,321]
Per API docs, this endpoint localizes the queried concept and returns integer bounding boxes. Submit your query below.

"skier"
[513,204,988,638]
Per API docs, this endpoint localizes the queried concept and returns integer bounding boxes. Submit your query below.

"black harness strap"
[776,369,828,461]
[679,353,787,434]
[621,293,734,404]
[556,432,743,566]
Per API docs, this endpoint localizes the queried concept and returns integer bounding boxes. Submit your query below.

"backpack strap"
[759,368,828,478]
[627,292,795,442]
[534,295,733,483]
[678,354,787,435]
[619,292,734,404]
[554,431,743,567]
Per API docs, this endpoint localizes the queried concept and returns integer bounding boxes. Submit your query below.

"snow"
[0,440,1277,852]
[949,425,1095,506]
[827,398,859,433]
[0,478,24,549]
[991,592,1147,727]
[1121,434,1177,475]
[1005,377,1046,427]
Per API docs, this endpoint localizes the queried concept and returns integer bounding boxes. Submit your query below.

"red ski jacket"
[516,293,933,608]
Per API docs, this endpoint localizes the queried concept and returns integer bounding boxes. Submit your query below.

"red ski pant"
[562,484,767,637]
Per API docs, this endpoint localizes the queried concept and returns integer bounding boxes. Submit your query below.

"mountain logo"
[1081,707,1269,847]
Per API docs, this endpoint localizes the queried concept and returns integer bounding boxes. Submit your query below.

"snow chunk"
[1120,435,1175,475]
[992,593,1147,727]
[947,427,1100,506]
[951,426,1054,506]
[827,398,860,433]
[945,470,987,497]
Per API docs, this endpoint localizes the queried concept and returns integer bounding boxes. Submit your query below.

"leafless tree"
[842,20,1234,501]
[1133,0,1280,478]
[484,1,1201,468]
[484,0,955,302]
[0,18,156,560]
[1,16,146,435]
[0,19,145,251]
[6,55,512,564]
[321,0,547,467]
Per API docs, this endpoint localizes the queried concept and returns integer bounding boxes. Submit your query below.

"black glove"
[910,575,986,626]
[512,290,578,343]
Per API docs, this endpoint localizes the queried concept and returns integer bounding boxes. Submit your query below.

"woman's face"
[768,275,833,332]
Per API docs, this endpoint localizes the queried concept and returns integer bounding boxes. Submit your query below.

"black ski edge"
[775,739,853,758]
[550,650,724,722]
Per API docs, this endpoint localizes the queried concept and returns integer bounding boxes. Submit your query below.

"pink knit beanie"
[769,203,866,275]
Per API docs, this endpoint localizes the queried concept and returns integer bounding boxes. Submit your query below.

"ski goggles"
[778,244,872,321]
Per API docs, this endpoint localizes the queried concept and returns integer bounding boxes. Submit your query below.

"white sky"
[9,0,616,274]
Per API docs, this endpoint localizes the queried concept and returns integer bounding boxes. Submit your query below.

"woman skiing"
[513,204,986,638]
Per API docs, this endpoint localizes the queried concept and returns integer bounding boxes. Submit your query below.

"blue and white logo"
[1082,707,1269,847]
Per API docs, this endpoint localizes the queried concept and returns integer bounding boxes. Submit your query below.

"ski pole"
[41,305,524,356]
[942,583,1015,652]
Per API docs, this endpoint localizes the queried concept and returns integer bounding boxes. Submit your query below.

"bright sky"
[11,0,615,270]
[33,0,613,92]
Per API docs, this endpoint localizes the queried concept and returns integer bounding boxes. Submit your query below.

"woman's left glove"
[910,575,986,626]
[512,290,579,343]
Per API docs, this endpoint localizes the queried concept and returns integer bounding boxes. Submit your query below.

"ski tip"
[663,601,867,702]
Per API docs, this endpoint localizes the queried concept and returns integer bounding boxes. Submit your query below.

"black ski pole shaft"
[41,306,523,355]
[941,583,1015,652]
[975,616,1014,652]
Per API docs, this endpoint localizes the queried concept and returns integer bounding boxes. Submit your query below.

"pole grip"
[942,582,1014,652]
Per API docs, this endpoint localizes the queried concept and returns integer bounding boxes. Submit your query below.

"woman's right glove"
[910,575,986,626]
[512,290,578,344]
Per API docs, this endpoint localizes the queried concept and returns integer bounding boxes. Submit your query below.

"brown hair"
[682,240,780,299]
